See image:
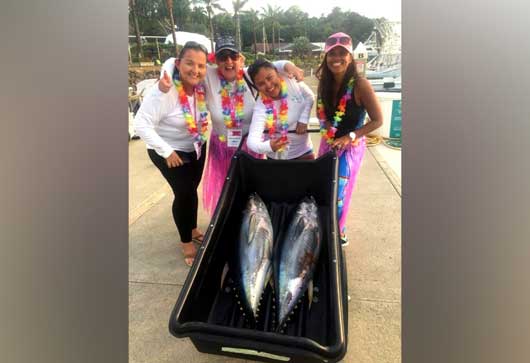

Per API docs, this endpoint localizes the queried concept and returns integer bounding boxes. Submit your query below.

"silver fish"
[276,197,321,330]
[239,193,274,319]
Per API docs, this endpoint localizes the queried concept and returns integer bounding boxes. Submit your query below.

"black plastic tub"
[169,151,348,363]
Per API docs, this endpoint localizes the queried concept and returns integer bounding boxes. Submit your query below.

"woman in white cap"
[316,32,383,245]
[157,36,303,218]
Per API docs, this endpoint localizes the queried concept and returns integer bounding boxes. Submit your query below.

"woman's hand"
[331,134,354,150]
[270,137,290,152]
[284,62,304,81]
[158,70,172,93]
[166,151,184,168]
[295,122,308,134]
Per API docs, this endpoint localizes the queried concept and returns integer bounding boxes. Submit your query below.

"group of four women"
[134,33,383,266]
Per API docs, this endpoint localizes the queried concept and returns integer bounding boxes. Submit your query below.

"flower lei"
[218,69,246,142]
[261,79,289,150]
[174,79,209,145]
[317,78,354,144]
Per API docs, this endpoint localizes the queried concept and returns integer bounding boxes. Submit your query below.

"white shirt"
[247,76,315,159]
[160,58,290,137]
[133,86,204,158]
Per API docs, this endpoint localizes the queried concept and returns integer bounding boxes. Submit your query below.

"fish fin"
[308,279,314,310]
[265,264,273,289]
[292,218,307,240]
[220,262,229,290]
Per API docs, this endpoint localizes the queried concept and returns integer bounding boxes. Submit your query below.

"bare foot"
[181,242,197,267]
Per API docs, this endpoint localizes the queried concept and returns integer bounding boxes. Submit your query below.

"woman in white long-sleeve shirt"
[133,41,209,267]
[246,59,315,160]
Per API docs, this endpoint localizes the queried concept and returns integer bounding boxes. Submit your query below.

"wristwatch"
[349,131,356,141]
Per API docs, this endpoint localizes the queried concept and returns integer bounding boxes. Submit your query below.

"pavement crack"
[129,184,170,226]
[367,147,402,197]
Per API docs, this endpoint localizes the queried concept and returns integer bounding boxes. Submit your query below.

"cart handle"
[263,128,321,134]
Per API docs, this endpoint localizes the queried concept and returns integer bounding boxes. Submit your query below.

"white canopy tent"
[164,31,213,53]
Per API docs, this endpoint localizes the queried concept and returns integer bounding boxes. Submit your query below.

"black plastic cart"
[168,145,348,363]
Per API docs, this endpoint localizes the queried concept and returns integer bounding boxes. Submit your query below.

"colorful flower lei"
[174,79,209,145]
[317,78,354,144]
[218,69,246,142]
[261,79,289,150]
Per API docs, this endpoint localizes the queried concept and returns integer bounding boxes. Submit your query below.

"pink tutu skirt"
[202,132,263,216]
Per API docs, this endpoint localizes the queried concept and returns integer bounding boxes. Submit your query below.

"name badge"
[227,128,243,148]
[193,141,202,160]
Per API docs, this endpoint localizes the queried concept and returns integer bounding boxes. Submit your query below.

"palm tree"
[190,4,208,25]
[260,5,282,54]
[232,0,248,51]
[129,0,143,61]
[242,8,259,56]
[197,0,226,52]
[262,18,267,54]
[165,0,177,56]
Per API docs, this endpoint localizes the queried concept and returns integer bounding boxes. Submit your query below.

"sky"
[216,0,401,21]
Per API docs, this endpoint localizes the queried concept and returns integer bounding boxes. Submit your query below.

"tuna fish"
[238,193,274,320]
[276,197,321,331]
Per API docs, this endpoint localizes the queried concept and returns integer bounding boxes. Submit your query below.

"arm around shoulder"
[297,80,315,124]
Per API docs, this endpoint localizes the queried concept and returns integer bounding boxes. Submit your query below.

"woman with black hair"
[134,41,209,266]
[316,32,383,245]
[246,59,315,160]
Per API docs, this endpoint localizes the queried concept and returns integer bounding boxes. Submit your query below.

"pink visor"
[324,32,353,54]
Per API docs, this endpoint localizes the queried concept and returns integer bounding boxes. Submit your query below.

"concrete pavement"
[129,134,401,363]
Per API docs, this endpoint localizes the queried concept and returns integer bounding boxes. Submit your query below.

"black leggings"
[148,144,206,243]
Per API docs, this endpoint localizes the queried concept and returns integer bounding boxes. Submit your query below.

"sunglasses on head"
[325,36,352,47]
[216,50,239,62]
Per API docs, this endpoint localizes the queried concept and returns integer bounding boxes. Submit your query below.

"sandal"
[191,233,204,244]
[181,242,197,267]
[340,233,349,247]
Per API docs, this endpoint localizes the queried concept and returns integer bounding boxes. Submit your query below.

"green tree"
[305,17,323,41]
[196,0,226,51]
[241,8,259,55]
[133,0,192,35]
[186,4,208,34]
[213,13,235,38]
[232,0,248,50]
[279,6,308,42]
[261,5,282,53]
[292,36,312,58]
[165,0,178,55]
[129,0,143,60]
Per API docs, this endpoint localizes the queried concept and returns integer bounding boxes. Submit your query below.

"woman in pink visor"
[316,32,383,245]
